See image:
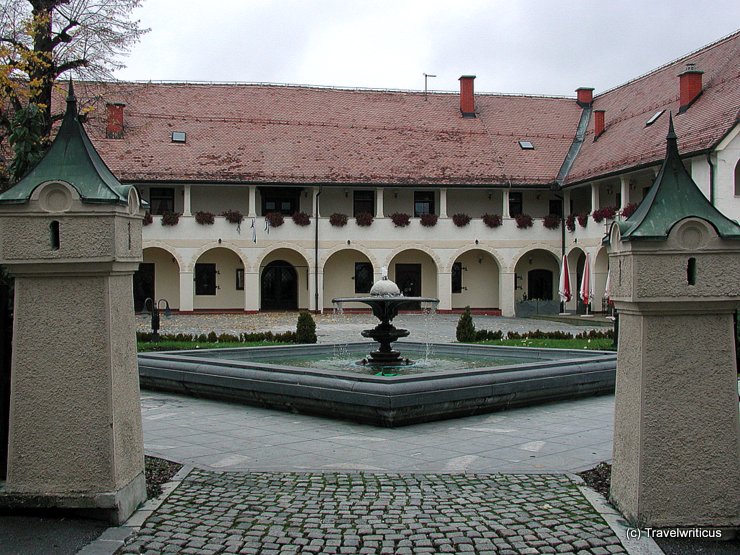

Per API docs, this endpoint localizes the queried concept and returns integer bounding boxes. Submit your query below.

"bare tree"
[0,0,148,132]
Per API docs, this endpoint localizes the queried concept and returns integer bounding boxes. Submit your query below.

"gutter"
[555,106,592,187]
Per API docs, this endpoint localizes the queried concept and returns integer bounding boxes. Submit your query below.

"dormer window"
[171,131,186,143]
[645,110,665,127]
[518,140,534,150]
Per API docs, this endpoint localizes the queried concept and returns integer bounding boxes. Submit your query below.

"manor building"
[79,31,739,315]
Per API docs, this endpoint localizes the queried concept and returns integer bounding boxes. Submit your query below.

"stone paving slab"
[119,469,627,555]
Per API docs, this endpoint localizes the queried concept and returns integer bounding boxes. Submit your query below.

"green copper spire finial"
[0,80,146,207]
[604,118,740,243]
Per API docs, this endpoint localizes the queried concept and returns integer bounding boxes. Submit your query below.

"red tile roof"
[72,31,738,188]
[78,83,580,186]
[565,31,740,185]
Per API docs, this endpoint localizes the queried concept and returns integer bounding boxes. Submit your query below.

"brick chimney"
[106,102,125,139]
[594,109,605,139]
[576,87,594,107]
[459,75,476,118]
[679,63,703,113]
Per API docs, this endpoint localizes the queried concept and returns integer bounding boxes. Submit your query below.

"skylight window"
[518,140,535,150]
[171,131,187,143]
[645,110,665,127]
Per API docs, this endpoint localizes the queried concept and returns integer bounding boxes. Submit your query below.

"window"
[261,188,301,215]
[645,110,665,127]
[149,187,174,215]
[414,191,435,217]
[354,262,373,294]
[171,131,186,143]
[353,190,374,217]
[518,140,535,150]
[548,199,562,217]
[236,268,245,291]
[195,263,216,295]
[509,192,523,217]
[452,262,463,294]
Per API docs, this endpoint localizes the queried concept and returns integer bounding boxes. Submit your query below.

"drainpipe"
[706,153,715,206]
[555,191,565,313]
[314,187,322,313]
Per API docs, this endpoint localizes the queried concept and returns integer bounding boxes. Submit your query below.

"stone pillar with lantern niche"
[606,117,740,530]
[0,82,146,524]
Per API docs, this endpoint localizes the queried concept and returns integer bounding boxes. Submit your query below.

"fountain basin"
[138,342,616,427]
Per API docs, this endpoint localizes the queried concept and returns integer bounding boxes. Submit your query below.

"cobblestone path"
[121,470,625,555]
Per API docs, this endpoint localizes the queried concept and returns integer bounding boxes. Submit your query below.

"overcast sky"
[114,0,739,97]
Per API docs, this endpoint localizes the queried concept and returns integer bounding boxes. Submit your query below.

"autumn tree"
[0,0,148,182]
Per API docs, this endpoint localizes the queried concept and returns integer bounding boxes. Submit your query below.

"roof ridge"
[77,78,575,100]
[596,29,740,97]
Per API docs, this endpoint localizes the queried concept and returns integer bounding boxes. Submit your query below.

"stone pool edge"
[137,342,616,427]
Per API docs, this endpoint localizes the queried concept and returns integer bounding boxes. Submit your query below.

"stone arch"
[323,248,375,310]
[143,241,184,269]
[443,245,504,274]
[193,247,247,310]
[508,244,560,273]
[387,248,439,300]
[382,244,442,272]
[594,246,610,309]
[448,248,502,310]
[513,248,560,303]
[136,246,181,311]
[257,243,313,273]
[321,243,380,271]
[189,242,248,274]
[258,247,312,310]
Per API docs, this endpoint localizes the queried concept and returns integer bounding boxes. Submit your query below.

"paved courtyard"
[120,470,626,555]
[108,313,646,555]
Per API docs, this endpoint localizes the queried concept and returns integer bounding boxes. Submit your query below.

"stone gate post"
[606,117,740,529]
[0,82,146,523]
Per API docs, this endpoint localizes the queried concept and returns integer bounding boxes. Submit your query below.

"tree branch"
[54,56,88,75]
[50,18,79,47]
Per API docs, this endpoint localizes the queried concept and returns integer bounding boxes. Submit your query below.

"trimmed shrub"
[207,331,218,342]
[474,329,503,341]
[482,213,502,228]
[452,213,471,227]
[265,211,284,228]
[292,211,311,226]
[391,212,411,227]
[355,211,373,226]
[514,213,533,229]
[195,211,215,225]
[420,213,438,227]
[543,214,561,230]
[456,306,476,342]
[161,211,180,226]
[329,212,348,227]
[296,312,317,344]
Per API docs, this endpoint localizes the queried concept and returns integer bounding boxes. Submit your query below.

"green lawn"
[474,338,615,351]
[137,340,292,352]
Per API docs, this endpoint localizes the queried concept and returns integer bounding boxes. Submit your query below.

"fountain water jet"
[332,267,438,366]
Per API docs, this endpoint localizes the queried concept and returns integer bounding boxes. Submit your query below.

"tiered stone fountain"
[332,268,438,366]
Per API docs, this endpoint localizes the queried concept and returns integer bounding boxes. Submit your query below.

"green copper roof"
[0,81,138,206]
[606,114,740,243]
